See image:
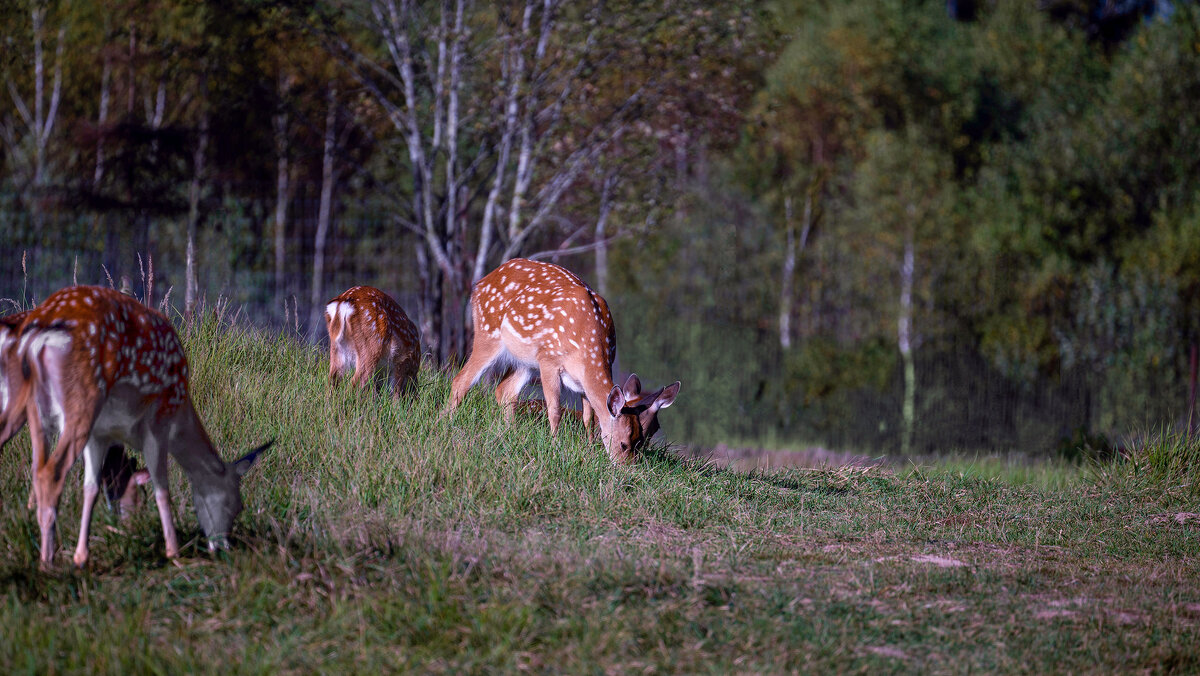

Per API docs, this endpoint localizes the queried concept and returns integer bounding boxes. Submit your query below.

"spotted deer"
[2,309,150,519]
[0,310,30,444]
[444,258,680,464]
[325,286,421,399]
[2,286,269,568]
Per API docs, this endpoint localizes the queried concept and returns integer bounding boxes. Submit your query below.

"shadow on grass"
[642,442,862,496]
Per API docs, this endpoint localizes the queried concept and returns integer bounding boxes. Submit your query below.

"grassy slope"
[1,316,1198,674]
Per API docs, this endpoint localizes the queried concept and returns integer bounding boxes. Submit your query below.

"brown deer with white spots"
[1,286,269,568]
[0,310,30,444]
[444,258,680,464]
[2,309,150,519]
[325,286,421,399]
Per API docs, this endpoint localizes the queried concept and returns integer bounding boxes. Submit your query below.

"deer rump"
[18,325,157,512]
[1,319,150,520]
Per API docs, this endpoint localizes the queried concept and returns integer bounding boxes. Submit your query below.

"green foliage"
[668,0,1200,453]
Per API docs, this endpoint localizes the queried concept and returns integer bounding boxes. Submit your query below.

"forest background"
[1,0,1197,457]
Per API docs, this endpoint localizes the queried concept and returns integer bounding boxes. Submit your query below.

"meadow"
[1,312,1198,674]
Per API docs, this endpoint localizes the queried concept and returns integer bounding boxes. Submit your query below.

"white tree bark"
[337,0,651,361]
[899,223,916,456]
[94,49,112,187]
[3,4,65,216]
[593,173,616,297]
[779,196,796,350]
[472,4,528,283]
[780,191,815,350]
[184,84,209,320]
[309,84,339,338]
[273,73,291,304]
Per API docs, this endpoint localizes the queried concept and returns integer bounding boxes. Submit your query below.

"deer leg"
[445,336,502,415]
[494,368,532,421]
[328,345,344,391]
[141,435,179,559]
[353,341,382,392]
[34,426,86,570]
[24,397,53,566]
[72,439,108,567]
[350,357,371,390]
[116,469,150,520]
[580,399,597,439]
[27,397,57,511]
[390,349,418,400]
[538,364,563,436]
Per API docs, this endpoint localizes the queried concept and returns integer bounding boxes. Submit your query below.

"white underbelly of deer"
[499,318,542,366]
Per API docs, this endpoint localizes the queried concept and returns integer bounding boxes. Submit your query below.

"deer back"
[17,286,190,420]
[472,259,616,380]
[326,285,419,359]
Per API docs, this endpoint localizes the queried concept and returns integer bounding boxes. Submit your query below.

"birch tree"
[1,0,66,227]
[184,68,208,319]
[853,129,954,455]
[273,71,292,303]
[317,0,728,362]
[308,83,340,336]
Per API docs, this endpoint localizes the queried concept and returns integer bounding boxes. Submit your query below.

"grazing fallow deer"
[325,286,421,399]
[0,310,30,445]
[444,258,680,464]
[3,286,269,568]
[3,309,149,518]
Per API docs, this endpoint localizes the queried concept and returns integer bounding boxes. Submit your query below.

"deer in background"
[0,310,30,445]
[444,258,680,464]
[1,286,269,568]
[325,286,421,399]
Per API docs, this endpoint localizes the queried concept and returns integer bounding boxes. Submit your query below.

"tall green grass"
[0,313,1197,674]
[1090,427,1200,502]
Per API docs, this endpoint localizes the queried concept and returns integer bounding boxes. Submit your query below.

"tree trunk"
[442,277,464,364]
[420,243,444,360]
[18,5,64,230]
[594,216,609,299]
[1189,341,1198,432]
[593,172,616,297]
[94,49,112,187]
[898,226,916,455]
[309,84,338,338]
[779,196,795,350]
[273,74,290,309]
[185,78,209,320]
[779,190,816,350]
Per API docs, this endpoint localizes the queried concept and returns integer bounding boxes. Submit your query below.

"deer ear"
[607,386,627,418]
[131,469,151,486]
[233,439,274,477]
[621,373,642,399]
[653,381,680,410]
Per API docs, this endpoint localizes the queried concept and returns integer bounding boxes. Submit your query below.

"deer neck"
[580,368,619,438]
[163,399,229,491]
